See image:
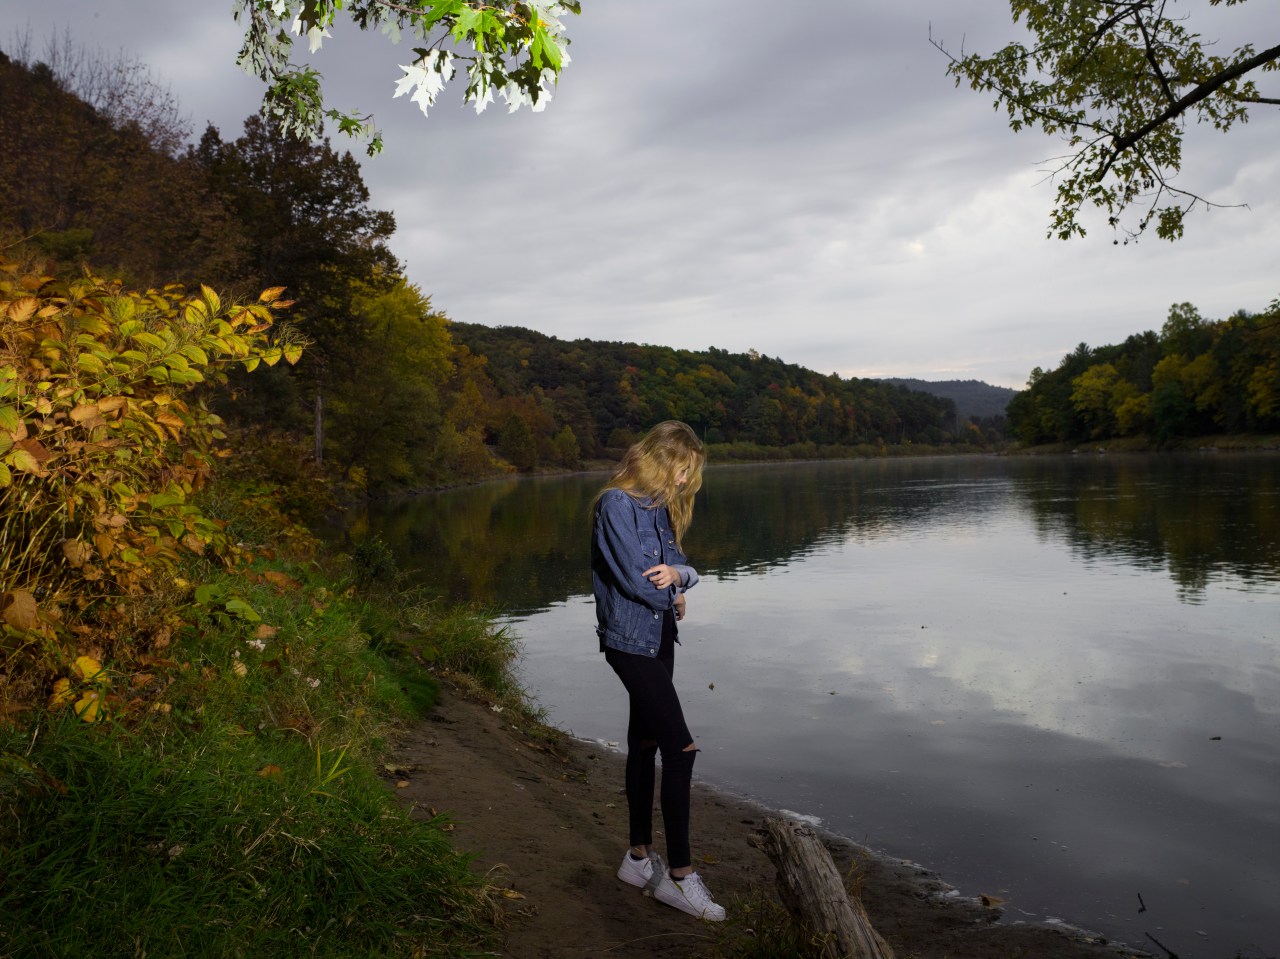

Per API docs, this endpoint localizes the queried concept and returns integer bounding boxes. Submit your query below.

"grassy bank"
[1013,433,1280,454]
[0,548,539,958]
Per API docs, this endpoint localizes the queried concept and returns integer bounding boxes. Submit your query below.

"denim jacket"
[592,488,699,658]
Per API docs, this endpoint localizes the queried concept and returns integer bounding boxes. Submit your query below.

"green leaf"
[77,353,106,374]
[181,346,210,367]
[0,405,19,434]
[223,598,261,622]
[194,583,224,605]
[132,331,167,351]
[0,462,10,487]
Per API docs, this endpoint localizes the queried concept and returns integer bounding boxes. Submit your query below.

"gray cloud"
[7,1,1278,388]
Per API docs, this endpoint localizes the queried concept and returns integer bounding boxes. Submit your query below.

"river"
[348,454,1280,957]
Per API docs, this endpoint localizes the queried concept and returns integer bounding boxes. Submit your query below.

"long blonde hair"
[597,420,705,548]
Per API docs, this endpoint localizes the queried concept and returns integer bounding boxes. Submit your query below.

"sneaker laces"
[674,871,715,905]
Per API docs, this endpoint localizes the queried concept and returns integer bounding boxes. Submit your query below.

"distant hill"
[449,322,984,453]
[878,378,1017,421]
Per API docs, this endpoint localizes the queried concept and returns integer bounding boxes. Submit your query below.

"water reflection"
[347,454,1280,609]
[1008,455,1280,603]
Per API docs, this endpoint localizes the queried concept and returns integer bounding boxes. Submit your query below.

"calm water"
[348,455,1280,956]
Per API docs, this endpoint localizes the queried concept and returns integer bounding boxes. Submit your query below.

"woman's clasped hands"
[644,564,681,590]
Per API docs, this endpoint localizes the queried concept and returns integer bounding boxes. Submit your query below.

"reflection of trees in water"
[342,477,592,612]
[344,455,1280,611]
[1009,455,1280,602]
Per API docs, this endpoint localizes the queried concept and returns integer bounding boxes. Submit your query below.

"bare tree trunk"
[314,389,324,465]
[762,817,896,959]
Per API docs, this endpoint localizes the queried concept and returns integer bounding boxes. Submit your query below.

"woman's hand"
[673,594,686,621]
[643,564,682,590]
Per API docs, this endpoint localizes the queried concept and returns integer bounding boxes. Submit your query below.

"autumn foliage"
[0,259,300,699]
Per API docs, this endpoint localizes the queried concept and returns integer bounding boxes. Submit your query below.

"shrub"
[0,260,303,698]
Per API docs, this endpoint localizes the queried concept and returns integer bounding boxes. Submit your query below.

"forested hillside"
[451,323,976,458]
[1008,301,1280,446]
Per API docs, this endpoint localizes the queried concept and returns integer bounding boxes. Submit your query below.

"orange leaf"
[258,764,282,778]
[1,590,39,631]
[261,570,302,591]
[7,296,38,322]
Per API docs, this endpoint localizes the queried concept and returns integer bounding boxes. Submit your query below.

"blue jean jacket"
[592,489,699,658]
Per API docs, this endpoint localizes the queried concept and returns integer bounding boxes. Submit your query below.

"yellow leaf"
[259,286,287,302]
[199,285,221,313]
[232,661,249,677]
[72,656,105,683]
[1,590,39,631]
[74,690,105,723]
[501,889,526,900]
[48,678,75,709]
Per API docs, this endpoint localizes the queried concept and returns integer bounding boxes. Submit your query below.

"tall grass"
[0,560,508,958]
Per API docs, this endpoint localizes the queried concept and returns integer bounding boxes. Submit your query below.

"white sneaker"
[616,851,664,892]
[653,871,726,922]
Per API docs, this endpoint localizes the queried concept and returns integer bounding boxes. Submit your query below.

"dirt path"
[391,686,1141,959]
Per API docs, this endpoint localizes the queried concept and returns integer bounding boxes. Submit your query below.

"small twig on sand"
[1145,932,1181,959]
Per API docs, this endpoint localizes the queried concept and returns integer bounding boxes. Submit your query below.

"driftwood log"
[762,817,896,959]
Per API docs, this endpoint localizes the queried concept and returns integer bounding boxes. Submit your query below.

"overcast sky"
[6,2,1278,388]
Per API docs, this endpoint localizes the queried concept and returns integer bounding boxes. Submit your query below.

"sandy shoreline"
[390,684,1147,959]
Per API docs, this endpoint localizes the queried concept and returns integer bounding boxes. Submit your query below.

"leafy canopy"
[935,0,1280,241]
[232,0,580,154]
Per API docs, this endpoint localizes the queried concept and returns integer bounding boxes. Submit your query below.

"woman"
[590,420,725,921]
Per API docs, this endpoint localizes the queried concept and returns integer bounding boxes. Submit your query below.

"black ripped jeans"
[604,611,696,869]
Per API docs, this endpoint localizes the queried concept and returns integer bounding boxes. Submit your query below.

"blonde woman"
[591,421,725,921]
